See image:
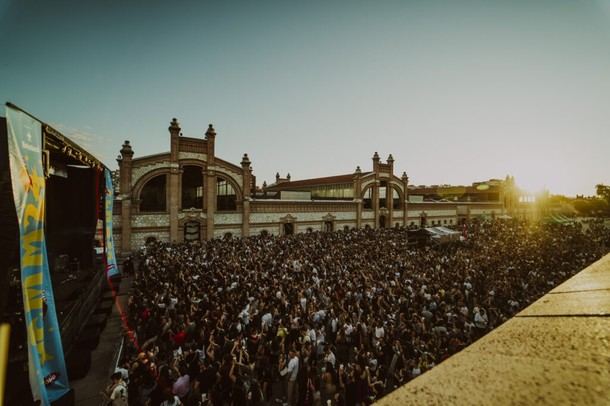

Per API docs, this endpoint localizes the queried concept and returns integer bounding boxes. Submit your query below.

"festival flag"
[6,105,70,405]
[104,168,120,277]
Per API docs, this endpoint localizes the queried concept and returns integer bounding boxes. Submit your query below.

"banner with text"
[6,106,70,405]
[104,168,119,277]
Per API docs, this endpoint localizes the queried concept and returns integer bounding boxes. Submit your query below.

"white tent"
[424,226,462,243]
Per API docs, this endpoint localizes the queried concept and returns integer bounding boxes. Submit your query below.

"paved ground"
[377,253,610,405]
[71,277,131,406]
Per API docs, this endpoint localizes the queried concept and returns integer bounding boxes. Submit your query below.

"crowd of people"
[113,219,608,406]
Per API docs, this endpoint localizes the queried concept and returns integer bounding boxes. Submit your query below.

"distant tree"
[596,184,610,205]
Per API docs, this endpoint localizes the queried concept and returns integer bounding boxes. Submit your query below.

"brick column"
[241,154,251,238]
[372,152,380,228]
[373,181,379,229]
[402,172,409,226]
[118,141,133,253]
[168,118,181,243]
[388,184,393,227]
[353,166,362,228]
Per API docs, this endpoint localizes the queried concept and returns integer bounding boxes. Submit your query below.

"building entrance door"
[283,223,294,235]
[379,215,386,228]
[324,221,333,232]
[184,221,201,242]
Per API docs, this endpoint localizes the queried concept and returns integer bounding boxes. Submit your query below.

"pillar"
[241,153,251,237]
[205,125,217,239]
[118,140,134,253]
[168,118,181,243]
[372,152,380,228]
[353,166,362,228]
[387,155,395,227]
[402,172,409,226]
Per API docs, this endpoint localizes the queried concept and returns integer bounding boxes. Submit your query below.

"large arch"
[138,174,168,212]
[362,185,374,210]
[132,167,171,212]
[389,183,404,210]
[216,176,237,211]
[361,181,404,210]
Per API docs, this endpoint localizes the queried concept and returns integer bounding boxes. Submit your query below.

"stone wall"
[179,152,208,161]
[214,212,242,225]
[131,213,170,228]
[131,230,170,248]
[250,211,355,224]
[213,227,242,238]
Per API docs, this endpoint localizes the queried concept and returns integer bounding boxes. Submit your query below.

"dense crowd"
[114,219,608,406]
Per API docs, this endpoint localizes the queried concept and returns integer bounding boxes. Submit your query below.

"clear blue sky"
[1,0,609,196]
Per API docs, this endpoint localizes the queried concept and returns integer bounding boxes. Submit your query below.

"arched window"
[363,188,373,210]
[140,175,167,212]
[182,166,203,209]
[217,177,237,211]
[392,188,401,210]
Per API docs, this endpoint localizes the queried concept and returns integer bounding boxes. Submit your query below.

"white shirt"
[110,381,128,406]
[281,356,299,381]
[261,312,273,330]
[324,351,336,367]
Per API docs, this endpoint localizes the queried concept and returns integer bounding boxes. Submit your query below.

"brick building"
[113,118,517,253]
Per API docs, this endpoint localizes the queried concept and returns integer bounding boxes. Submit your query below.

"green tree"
[596,184,610,205]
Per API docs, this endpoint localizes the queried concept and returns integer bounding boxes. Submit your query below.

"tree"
[596,184,610,205]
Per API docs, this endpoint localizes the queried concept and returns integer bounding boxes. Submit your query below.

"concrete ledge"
[376,253,610,406]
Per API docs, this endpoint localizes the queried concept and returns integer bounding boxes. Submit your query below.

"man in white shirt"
[324,346,336,368]
[280,350,299,406]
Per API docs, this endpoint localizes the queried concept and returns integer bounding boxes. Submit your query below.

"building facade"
[113,118,517,253]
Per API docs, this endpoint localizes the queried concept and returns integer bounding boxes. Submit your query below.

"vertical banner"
[104,168,119,277]
[6,106,70,405]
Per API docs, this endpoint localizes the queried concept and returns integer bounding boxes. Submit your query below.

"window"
[444,219,447,224]
[140,175,167,212]
[363,188,373,209]
[182,166,203,209]
[310,184,354,200]
[392,188,401,210]
[217,177,237,211]
[379,181,387,208]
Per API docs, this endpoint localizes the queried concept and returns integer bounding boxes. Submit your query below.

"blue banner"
[104,169,119,277]
[6,106,70,405]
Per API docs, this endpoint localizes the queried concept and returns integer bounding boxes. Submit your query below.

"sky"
[1,0,609,197]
